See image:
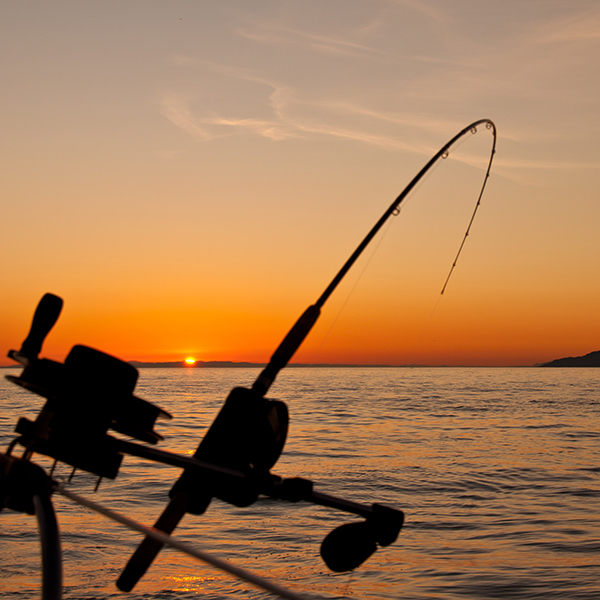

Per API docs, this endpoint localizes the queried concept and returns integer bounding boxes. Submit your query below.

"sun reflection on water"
[166,573,221,593]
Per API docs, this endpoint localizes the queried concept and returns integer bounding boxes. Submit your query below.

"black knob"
[20,293,63,359]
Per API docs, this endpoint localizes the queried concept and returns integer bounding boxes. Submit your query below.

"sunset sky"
[1,1,599,367]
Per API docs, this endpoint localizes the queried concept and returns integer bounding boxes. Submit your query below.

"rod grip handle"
[19,294,63,359]
[253,304,320,395]
[117,492,190,592]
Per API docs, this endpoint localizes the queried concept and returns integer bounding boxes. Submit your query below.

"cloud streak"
[158,2,600,187]
[531,6,600,43]
[160,57,600,178]
[159,71,455,157]
[160,93,214,141]
[236,24,387,59]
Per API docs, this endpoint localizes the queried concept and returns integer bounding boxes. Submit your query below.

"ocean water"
[1,367,599,600]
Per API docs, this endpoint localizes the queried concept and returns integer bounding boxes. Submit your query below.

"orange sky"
[1,2,599,367]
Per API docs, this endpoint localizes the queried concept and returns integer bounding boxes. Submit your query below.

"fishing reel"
[6,293,171,479]
[4,294,404,592]
[116,301,403,591]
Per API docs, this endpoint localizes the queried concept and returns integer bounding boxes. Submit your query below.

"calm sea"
[1,367,599,600]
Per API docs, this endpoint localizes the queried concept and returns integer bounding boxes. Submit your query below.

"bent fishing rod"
[2,118,496,598]
[117,118,496,591]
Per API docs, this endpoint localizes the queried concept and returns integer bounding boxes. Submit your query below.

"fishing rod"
[118,118,497,590]
[2,118,496,598]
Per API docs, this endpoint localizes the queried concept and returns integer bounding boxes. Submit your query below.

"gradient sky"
[1,1,599,366]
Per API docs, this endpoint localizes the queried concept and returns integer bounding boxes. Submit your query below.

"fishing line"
[312,212,397,358]
[441,122,496,295]
[53,483,311,600]
[409,292,444,360]
[318,156,443,347]
[402,125,496,359]
[311,147,448,358]
[406,126,496,356]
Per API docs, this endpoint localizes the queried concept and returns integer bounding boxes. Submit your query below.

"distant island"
[128,361,394,368]
[129,360,264,368]
[539,350,600,367]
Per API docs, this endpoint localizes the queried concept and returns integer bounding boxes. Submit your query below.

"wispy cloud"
[268,88,460,154]
[491,156,600,171]
[385,0,446,22]
[161,93,213,141]
[158,2,600,188]
[236,24,387,59]
[158,61,461,157]
[200,115,297,142]
[531,7,600,43]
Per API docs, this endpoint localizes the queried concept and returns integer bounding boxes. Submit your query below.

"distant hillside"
[129,360,265,368]
[539,350,600,367]
[128,361,394,368]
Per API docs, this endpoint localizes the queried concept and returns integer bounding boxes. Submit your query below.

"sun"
[184,357,196,366]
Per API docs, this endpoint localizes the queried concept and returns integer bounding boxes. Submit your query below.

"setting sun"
[184,357,196,366]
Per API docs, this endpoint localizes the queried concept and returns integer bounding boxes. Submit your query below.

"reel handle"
[19,293,63,360]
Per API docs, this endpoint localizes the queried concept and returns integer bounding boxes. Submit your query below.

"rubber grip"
[20,294,63,359]
[116,492,189,591]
